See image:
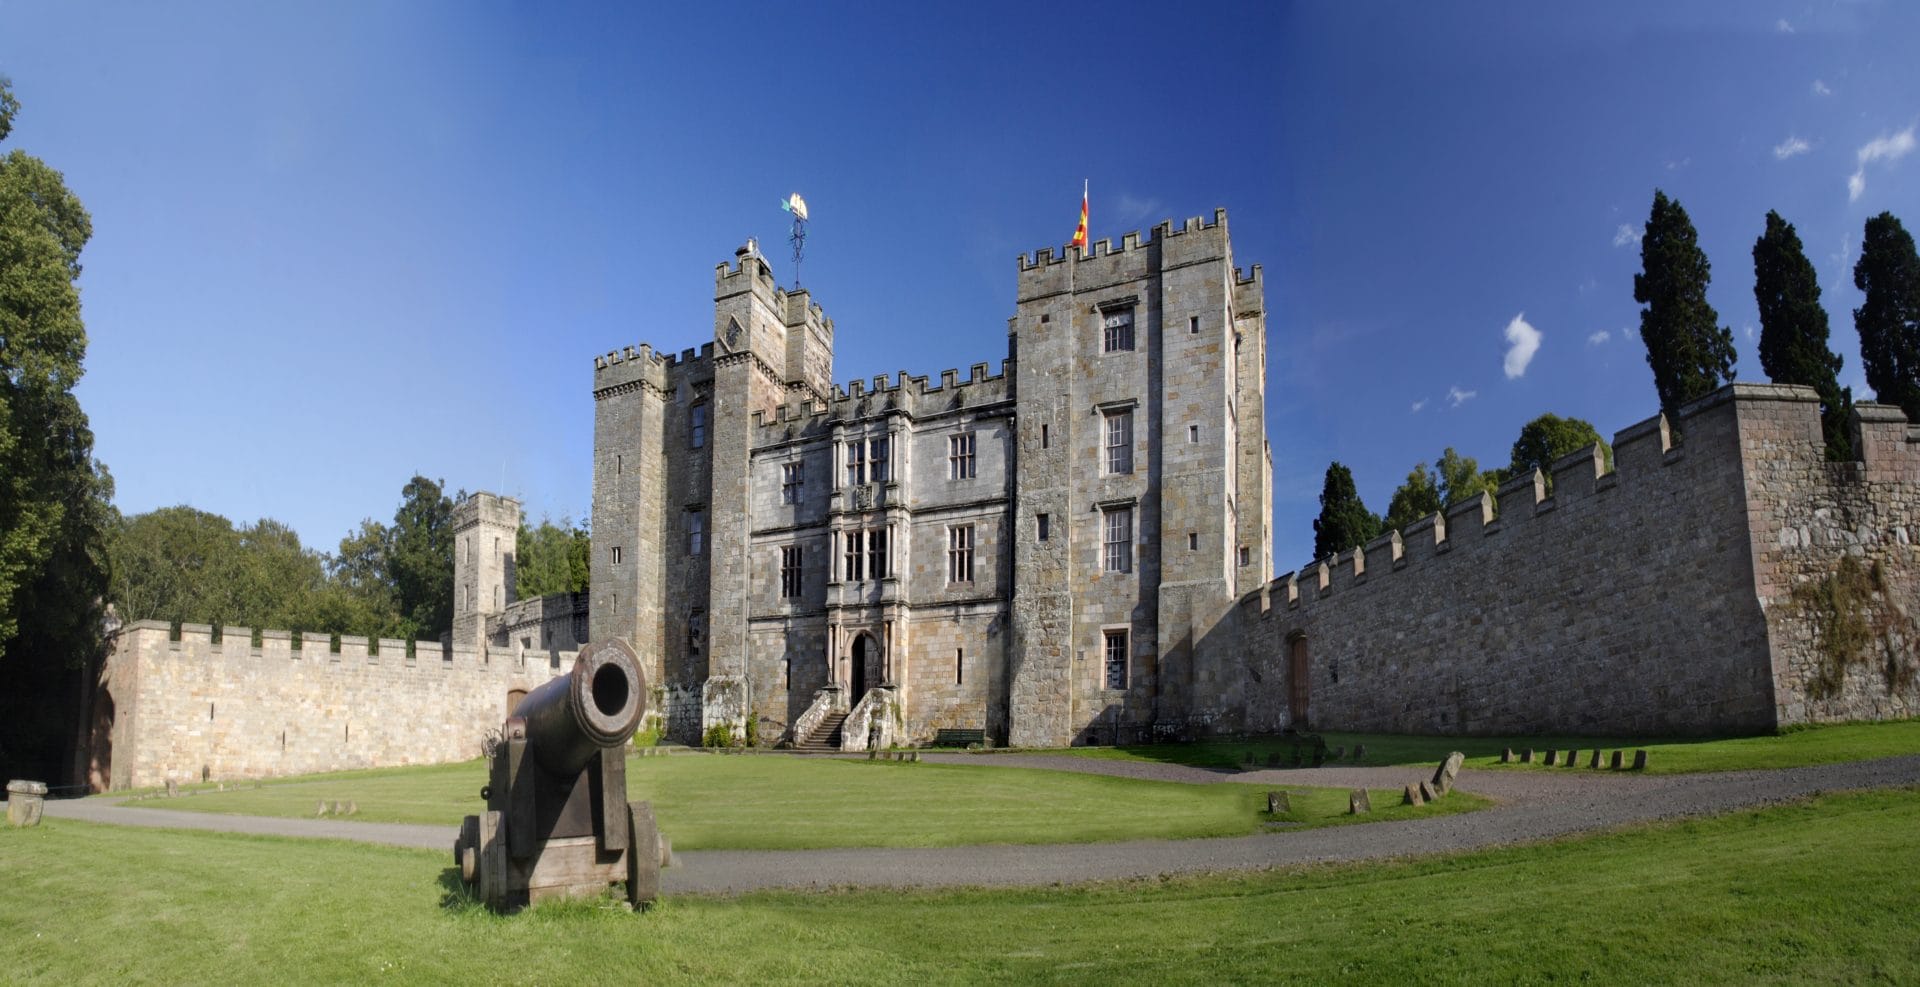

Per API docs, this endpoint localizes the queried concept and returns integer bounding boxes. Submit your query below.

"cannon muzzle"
[516,638,646,776]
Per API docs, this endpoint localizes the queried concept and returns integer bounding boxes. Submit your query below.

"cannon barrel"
[516,638,646,776]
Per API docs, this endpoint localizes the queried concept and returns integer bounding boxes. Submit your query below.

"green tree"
[1635,189,1738,432]
[1311,462,1380,559]
[0,76,112,667]
[1436,447,1499,507]
[1754,211,1854,460]
[516,516,591,599]
[388,476,457,640]
[1853,212,1920,421]
[1383,463,1442,532]
[1508,414,1612,489]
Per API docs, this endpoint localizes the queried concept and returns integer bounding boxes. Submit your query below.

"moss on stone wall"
[1793,557,1917,699]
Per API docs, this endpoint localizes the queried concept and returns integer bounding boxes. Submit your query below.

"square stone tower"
[451,492,521,650]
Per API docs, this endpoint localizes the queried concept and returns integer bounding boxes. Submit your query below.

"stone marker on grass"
[165,779,179,798]
[1521,749,1534,764]
[6,780,47,827]
[1633,750,1648,771]
[1418,779,1438,802]
[1610,750,1625,770]
[1267,791,1289,814]
[1501,747,1514,764]
[1589,749,1603,769]
[316,801,329,817]
[1353,744,1366,760]
[346,801,359,816]
[1348,789,1371,814]
[1433,752,1465,794]
[1332,746,1346,760]
[1544,750,1557,766]
[1402,783,1424,807]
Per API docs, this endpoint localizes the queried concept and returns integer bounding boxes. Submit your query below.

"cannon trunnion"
[452,638,665,911]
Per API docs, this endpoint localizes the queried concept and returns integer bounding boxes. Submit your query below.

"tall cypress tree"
[1634,190,1738,433]
[1853,212,1920,421]
[1754,211,1853,460]
[1311,462,1380,560]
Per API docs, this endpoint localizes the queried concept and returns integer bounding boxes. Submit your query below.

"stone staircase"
[790,710,847,753]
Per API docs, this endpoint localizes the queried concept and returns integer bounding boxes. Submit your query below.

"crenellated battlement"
[102,619,572,788]
[592,340,716,397]
[1018,208,1230,272]
[1245,383,1917,619]
[747,359,1014,441]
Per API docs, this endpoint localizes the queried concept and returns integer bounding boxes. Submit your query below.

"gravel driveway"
[38,752,1920,895]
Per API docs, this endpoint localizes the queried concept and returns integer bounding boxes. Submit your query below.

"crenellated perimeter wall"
[100,621,569,789]
[1217,384,1920,738]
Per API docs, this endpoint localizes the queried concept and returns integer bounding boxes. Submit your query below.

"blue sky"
[4,2,1918,571]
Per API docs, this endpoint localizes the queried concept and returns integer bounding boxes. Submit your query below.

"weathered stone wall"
[1222,384,1919,738]
[101,621,566,789]
[1740,394,1920,723]
[487,591,588,663]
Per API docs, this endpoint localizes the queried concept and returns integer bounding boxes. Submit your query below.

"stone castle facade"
[79,203,1919,791]
[589,210,1272,748]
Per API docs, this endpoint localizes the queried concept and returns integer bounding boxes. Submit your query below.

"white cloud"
[1410,398,1428,414]
[1812,79,1832,96]
[1776,18,1795,33]
[1612,223,1642,248]
[1447,386,1477,408]
[1744,323,1756,340]
[1849,125,1917,201]
[1502,313,1542,379]
[1665,156,1691,171]
[1773,136,1811,160]
[1587,330,1612,346]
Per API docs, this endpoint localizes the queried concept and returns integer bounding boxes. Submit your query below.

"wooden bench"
[932,728,986,748]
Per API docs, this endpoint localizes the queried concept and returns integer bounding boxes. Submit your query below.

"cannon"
[453,638,664,911]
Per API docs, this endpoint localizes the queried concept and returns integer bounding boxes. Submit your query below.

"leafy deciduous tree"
[1754,210,1853,460]
[1509,413,1612,489]
[1383,463,1442,533]
[1635,189,1738,433]
[388,476,458,640]
[1436,447,1500,507]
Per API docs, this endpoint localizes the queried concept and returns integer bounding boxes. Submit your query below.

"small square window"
[1189,315,1200,334]
[1037,513,1050,541]
[1188,425,1200,443]
[1239,546,1251,567]
[1188,532,1198,551]
[782,462,804,504]
[611,546,623,566]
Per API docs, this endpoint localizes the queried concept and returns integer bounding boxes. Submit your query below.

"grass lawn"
[1052,717,1920,775]
[5,788,1916,983]
[121,755,1479,849]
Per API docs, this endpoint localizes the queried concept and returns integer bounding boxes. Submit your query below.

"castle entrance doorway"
[1288,636,1310,727]
[850,634,873,701]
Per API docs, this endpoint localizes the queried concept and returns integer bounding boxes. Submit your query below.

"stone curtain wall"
[1227,385,1788,738]
[101,621,567,790]
[1740,393,1920,723]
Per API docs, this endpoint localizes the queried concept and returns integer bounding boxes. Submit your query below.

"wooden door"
[1288,636,1310,726]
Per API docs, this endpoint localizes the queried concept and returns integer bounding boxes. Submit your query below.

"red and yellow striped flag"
[1070,180,1088,250]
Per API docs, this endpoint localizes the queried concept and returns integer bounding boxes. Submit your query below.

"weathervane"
[781,192,809,289]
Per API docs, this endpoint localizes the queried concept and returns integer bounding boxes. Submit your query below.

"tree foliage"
[1635,189,1738,432]
[1509,414,1611,489]
[0,75,113,667]
[1311,462,1380,559]
[1754,211,1854,460]
[1436,447,1500,507]
[516,516,590,600]
[107,476,471,642]
[1853,212,1920,422]
[388,476,457,639]
[1383,463,1442,532]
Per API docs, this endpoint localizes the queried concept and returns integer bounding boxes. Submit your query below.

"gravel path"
[39,753,1920,895]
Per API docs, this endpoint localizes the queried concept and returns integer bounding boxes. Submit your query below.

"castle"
[80,205,1919,791]
[588,210,1270,749]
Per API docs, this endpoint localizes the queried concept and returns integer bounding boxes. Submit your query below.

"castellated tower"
[451,492,521,650]
[1007,210,1271,747]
